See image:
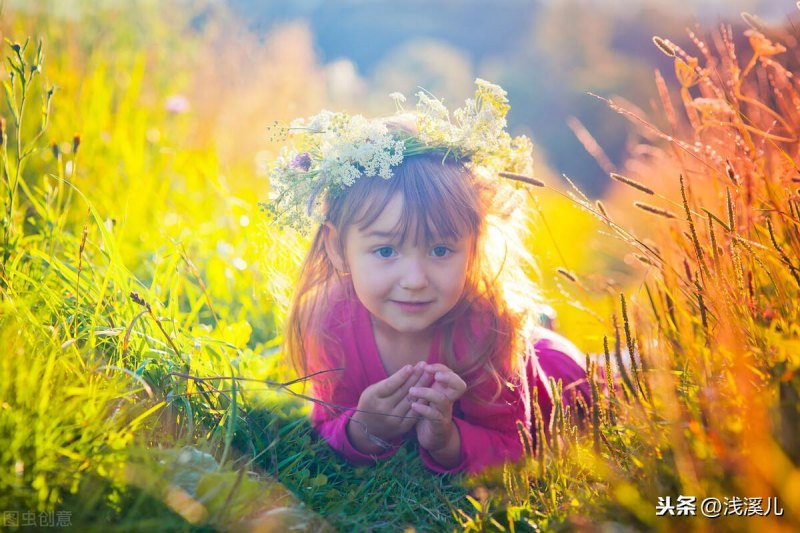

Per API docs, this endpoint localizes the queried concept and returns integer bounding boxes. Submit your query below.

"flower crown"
[261,79,535,233]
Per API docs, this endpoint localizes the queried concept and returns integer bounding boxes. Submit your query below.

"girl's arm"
[311,364,429,464]
[311,378,399,465]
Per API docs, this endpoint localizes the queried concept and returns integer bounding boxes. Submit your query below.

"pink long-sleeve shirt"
[307,284,588,474]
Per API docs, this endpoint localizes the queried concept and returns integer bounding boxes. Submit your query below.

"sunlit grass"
[456,17,800,531]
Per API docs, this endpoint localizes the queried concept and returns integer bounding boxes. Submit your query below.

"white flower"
[264,79,534,233]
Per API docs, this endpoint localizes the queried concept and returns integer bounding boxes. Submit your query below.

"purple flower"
[165,95,190,114]
[291,152,312,172]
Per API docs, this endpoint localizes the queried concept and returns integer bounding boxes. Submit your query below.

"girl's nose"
[399,257,429,290]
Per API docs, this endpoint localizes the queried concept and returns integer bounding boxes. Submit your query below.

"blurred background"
[226,0,795,196]
[9,0,795,197]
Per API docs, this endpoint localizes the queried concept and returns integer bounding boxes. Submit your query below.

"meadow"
[1,2,799,531]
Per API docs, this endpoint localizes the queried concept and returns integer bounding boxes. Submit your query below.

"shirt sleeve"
[306,289,401,465]
[310,377,400,465]
[418,370,530,474]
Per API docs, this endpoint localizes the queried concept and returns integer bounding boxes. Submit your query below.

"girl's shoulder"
[320,278,365,332]
[528,326,585,366]
[308,279,369,373]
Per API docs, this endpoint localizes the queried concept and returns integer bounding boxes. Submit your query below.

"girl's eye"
[374,246,396,258]
[431,245,451,258]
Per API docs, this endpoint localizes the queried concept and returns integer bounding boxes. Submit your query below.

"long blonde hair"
[285,151,538,400]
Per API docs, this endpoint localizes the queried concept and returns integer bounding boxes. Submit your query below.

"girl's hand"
[347,362,431,454]
[408,363,467,463]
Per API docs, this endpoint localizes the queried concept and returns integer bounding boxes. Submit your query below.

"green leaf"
[3,80,19,123]
[310,474,328,487]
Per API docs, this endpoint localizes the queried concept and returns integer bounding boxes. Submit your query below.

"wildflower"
[675,56,700,88]
[165,95,190,114]
[291,152,312,172]
[745,30,786,57]
[264,79,534,232]
[690,98,734,119]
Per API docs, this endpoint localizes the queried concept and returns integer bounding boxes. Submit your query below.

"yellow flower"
[675,56,700,88]
[745,30,786,58]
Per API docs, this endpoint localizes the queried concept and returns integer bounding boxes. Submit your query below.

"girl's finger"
[408,386,449,409]
[378,363,423,401]
[414,368,434,388]
[395,404,421,429]
[393,394,424,419]
[424,364,466,394]
[423,363,454,375]
[386,363,426,405]
[409,368,433,406]
[374,364,414,397]
[409,400,443,420]
[433,371,467,396]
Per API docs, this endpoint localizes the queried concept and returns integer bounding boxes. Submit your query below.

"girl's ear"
[322,222,347,273]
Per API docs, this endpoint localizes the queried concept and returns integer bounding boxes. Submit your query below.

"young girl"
[265,80,590,474]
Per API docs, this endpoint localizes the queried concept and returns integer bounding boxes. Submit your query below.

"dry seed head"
[498,171,545,187]
[726,188,736,230]
[610,172,655,195]
[595,200,608,218]
[634,254,653,266]
[52,143,59,159]
[129,291,151,311]
[725,160,738,184]
[556,267,578,283]
[653,36,676,57]
[79,224,88,253]
[741,12,767,32]
[73,134,81,154]
[634,201,677,219]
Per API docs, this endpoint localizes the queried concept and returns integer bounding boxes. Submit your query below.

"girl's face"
[335,194,472,341]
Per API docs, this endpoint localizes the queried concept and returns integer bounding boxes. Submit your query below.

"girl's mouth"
[392,300,433,313]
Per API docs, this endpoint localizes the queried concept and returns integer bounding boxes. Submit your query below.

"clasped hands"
[347,361,466,463]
